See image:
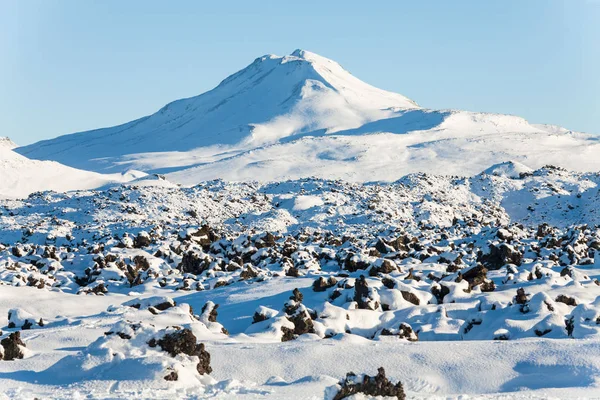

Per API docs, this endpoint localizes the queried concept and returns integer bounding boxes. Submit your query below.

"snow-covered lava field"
[2,162,600,399]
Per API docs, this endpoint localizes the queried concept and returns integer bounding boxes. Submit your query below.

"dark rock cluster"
[333,367,405,400]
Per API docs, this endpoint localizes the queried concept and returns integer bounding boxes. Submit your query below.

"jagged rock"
[461,265,489,289]
[289,288,303,304]
[252,306,278,325]
[555,295,577,306]
[287,310,315,337]
[164,370,178,381]
[133,232,152,248]
[369,259,397,276]
[400,291,420,306]
[90,283,108,295]
[256,232,276,248]
[398,323,418,341]
[253,312,269,324]
[344,253,369,272]
[566,316,575,337]
[281,326,296,342]
[239,266,258,280]
[515,288,528,305]
[312,276,338,292]
[479,243,522,269]
[375,238,394,254]
[381,323,418,341]
[330,289,342,301]
[202,302,219,322]
[178,251,209,275]
[152,328,212,375]
[193,225,220,247]
[431,284,450,304]
[1,332,26,361]
[354,275,379,310]
[333,367,405,400]
[280,289,315,339]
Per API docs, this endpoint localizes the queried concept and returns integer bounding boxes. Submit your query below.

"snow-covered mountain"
[0,138,133,199]
[6,50,600,399]
[17,50,600,182]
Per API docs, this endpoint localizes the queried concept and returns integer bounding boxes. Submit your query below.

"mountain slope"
[168,112,600,183]
[0,139,129,199]
[17,50,600,181]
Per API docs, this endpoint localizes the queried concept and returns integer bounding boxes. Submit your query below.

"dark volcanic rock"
[154,328,212,375]
[555,294,577,306]
[515,288,528,305]
[354,275,378,310]
[333,367,405,400]
[431,284,450,304]
[479,243,522,270]
[133,232,152,248]
[1,332,26,361]
[312,276,338,292]
[178,251,209,275]
[164,370,178,381]
[400,291,420,306]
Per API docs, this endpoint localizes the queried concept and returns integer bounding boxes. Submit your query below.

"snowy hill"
[0,139,130,199]
[17,50,600,181]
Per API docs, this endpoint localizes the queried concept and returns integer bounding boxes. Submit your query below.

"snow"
[0,145,131,199]
[483,161,534,179]
[292,195,324,211]
[0,137,17,150]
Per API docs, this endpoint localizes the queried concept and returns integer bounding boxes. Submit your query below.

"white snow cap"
[482,161,534,179]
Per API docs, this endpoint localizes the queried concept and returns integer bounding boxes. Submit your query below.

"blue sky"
[2,0,598,145]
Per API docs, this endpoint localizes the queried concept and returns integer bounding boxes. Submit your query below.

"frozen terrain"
[16,50,600,182]
[4,49,600,399]
[1,164,600,398]
[0,138,135,199]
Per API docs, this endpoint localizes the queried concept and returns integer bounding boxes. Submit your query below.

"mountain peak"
[290,48,309,58]
[289,49,335,64]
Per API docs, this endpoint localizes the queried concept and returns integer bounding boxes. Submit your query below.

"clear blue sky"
[2,0,598,145]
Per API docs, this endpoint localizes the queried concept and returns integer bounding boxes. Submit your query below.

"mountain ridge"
[16,50,600,181]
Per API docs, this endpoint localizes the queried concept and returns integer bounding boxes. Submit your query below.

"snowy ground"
[1,163,600,398]
[2,283,600,399]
